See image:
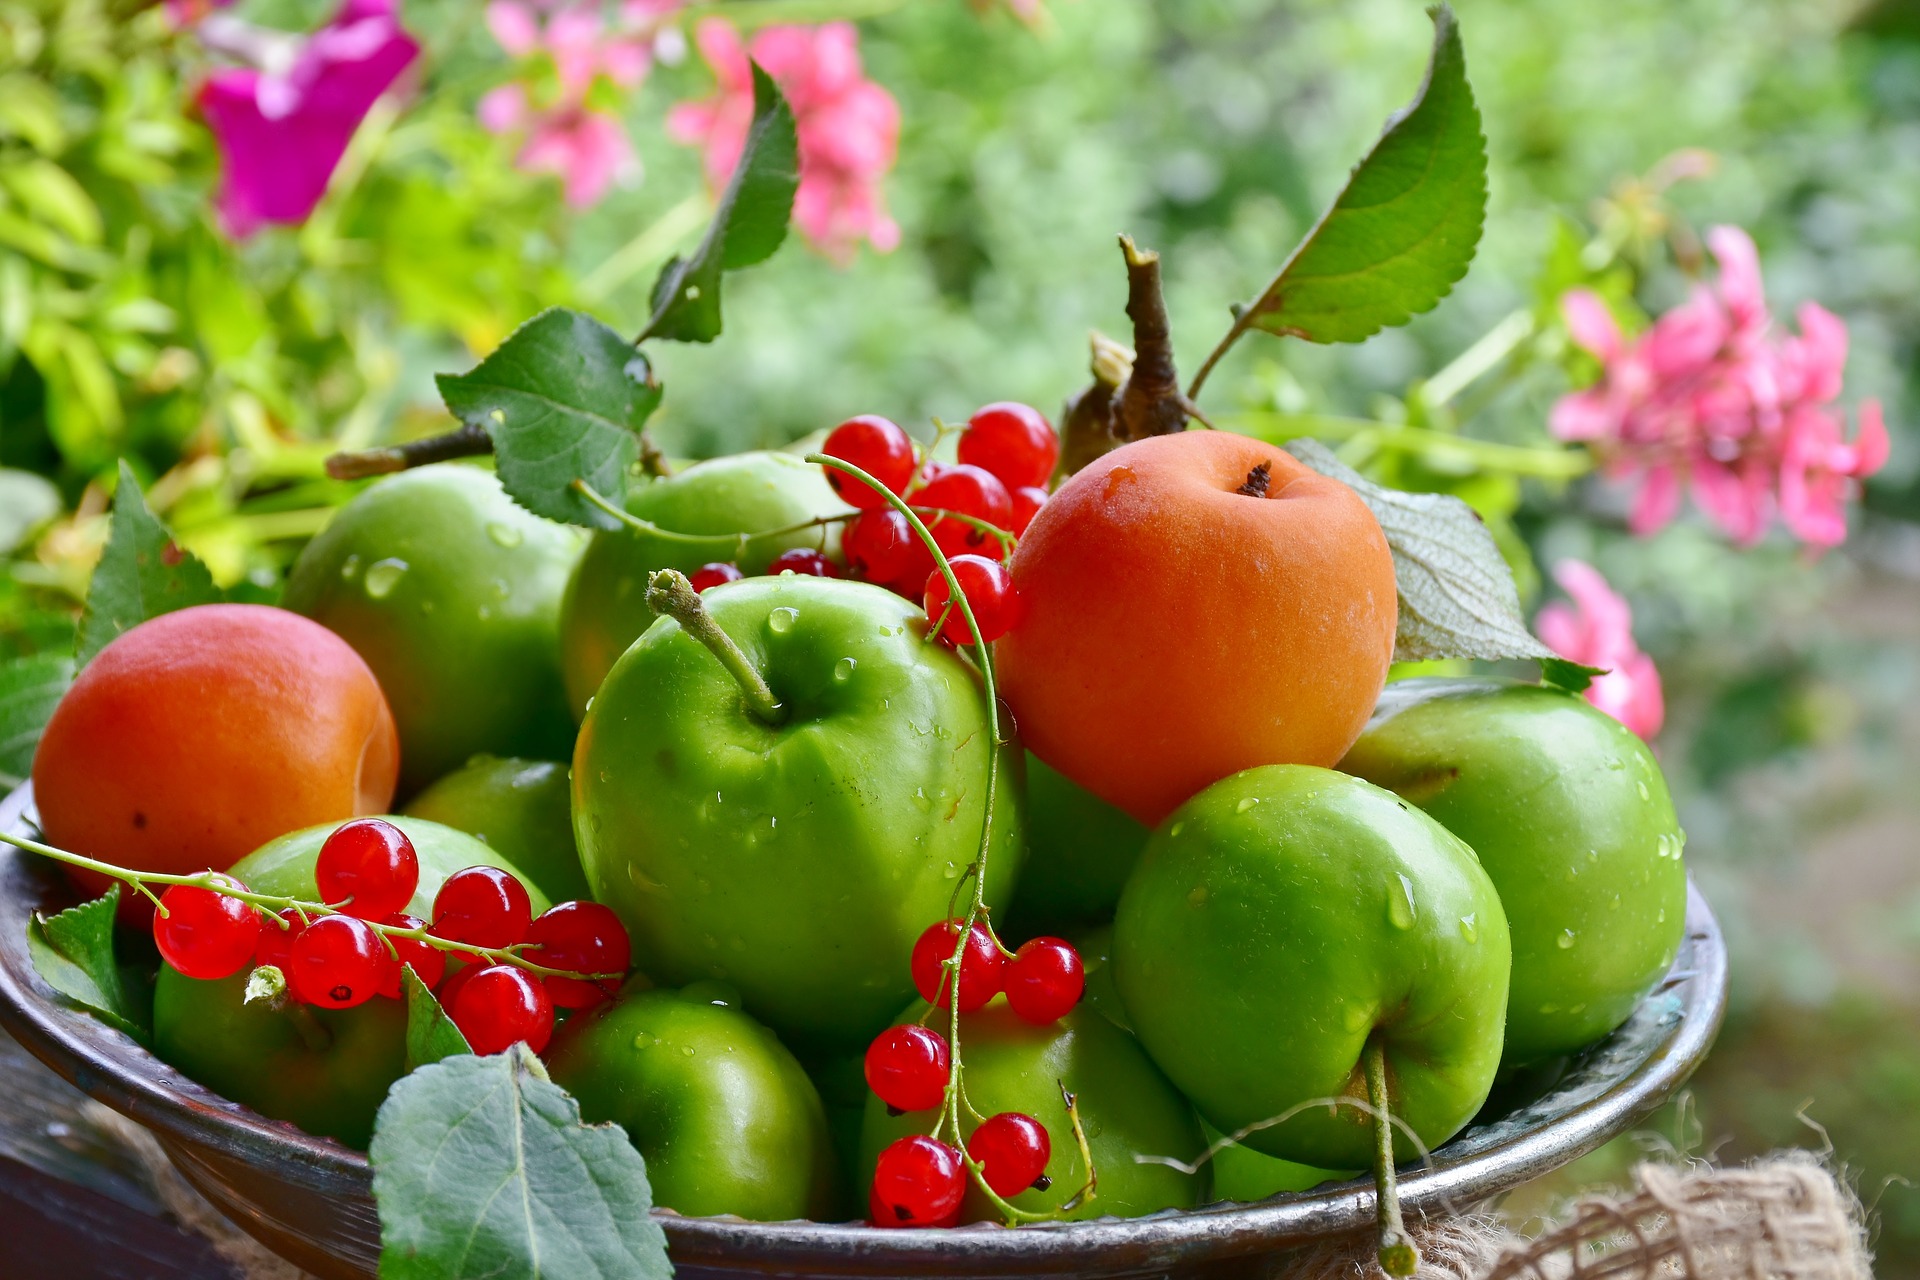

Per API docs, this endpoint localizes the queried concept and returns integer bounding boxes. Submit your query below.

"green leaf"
[1241,5,1485,345]
[402,964,471,1070]
[437,308,664,530]
[76,461,223,668]
[641,62,799,344]
[1286,439,1571,668]
[371,1046,670,1280]
[25,887,151,1044]
[0,652,73,790]
[1541,657,1602,695]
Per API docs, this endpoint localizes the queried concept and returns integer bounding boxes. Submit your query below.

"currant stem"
[1366,1038,1419,1278]
[644,568,787,726]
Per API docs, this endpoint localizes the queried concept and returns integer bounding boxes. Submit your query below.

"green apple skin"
[1113,764,1511,1170]
[544,985,838,1221]
[574,576,1023,1053]
[859,999,1205,1222]
[559,452,850,716]
[1006,754,1149,934]
[152,817,550,1148]
[402,755,586,903]
[283,466,584,794]
[1340,678,1687,1066]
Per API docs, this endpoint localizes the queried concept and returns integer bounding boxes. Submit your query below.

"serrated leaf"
[402,964,470,1070]
[1286,439,1564,666]
[641,62,798,344]
[1541,656,1603,694]
[25,887,150,1044]
[0,652,72,790]
[371,1045,669,1280]
[76,461,223,667]
[1242,5,1485,345]
[437,308,663,530]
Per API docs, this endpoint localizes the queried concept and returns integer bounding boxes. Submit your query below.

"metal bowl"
[0,783,1726,1279]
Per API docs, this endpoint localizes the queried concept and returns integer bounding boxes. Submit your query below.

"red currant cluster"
[862,918,1085,1227]
[149,818,632,1058]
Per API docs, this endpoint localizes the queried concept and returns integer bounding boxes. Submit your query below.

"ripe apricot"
[995,432,1395,826]
[33,604,399,913]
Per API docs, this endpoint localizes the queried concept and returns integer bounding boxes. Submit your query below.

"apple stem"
[1365,1038,1420,1277]
[1112,236,1197,443]
[644,568,787,726]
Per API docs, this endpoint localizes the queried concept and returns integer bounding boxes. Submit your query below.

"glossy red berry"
[967,1112,1053,1197]
[452,964,555,1055]
[909,918,1003,1012]
[924,555,1019,646]
[436,960,478,1013]
[251,908,305,975]
[153,878,261,980]
[431,865,533,951]
[1004,937,1085,1025]
[287,914,391,1009]
[911,462,1012,558]
[1009,486,1048,536]
[864,1024,951,1112]
[375,913,446,998]
[689,562,744,593]
[316,818,418,920]
[843,508,928,586]
[823,415,916,508]
[960,402,1058,490]
[869,1135,966,1228]
[766,547,841,578]
[525,901,631,1008]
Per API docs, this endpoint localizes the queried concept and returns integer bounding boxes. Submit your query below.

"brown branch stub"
[324,423,494,481]
[1111,234,1191,444]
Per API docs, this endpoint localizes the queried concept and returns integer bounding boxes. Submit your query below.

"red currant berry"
[1009,485,1048,536]
[909,918,1003,1012]
[452,964,555,1055]
[923,555,1019,646]
[525,901,631,1008]
[153,878,261,980]
[436,960,478,1013]
[1004,937,1085,1025]
[431,865,533,951]
[959,402,1059,490]
[766,547,841,578]
[967,1111,1053,1197]
[251,908,305,975]
[316,818,418,921]
[869,1135,966,1228]
[843,509,928,585]
[375,913,446,998]
[823,415,916,508]
[689,562,744,593]
[864,1024,951,1112]
[911,462,1012,558]
[287,914,391,1009]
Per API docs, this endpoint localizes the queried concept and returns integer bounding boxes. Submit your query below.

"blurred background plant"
[2,0,1916,1267]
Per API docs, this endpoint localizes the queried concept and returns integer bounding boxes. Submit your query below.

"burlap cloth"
[86,1101,1873,1280]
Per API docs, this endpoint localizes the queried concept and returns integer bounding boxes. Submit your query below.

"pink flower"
[1551,226,1888,549]
[670,19,900,260]
[478,2,681,208]
[197,0,419,238]
[1535,560,1665,740]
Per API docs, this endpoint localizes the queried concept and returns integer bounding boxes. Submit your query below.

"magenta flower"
[669,19,901,260]
[197,0,419,238]
[476,1,676,208]
[1551,226,1888,549]
[1535,560,1665,740]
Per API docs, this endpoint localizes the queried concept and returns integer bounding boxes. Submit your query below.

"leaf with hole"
[641,62,799,344]
[76,461,223,668]
[437,307,664,530]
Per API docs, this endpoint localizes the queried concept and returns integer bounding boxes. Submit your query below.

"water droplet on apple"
[364,557,408,598]
[769,606,799,633]
[1387,873,1417,929]
[632,1032,656,1050]
[486,521,523,548]
[1557,929,1576,949]
[339,553,361,581]
[1234,796,1259,814]
[834,656,857,681]
[1458,914,1478,943]
[1187,884,1208,907]
[1168,821,1185,838]
[1636,780,1651,800]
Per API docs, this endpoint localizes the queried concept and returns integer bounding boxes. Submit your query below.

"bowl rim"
[0,782,1727,1275]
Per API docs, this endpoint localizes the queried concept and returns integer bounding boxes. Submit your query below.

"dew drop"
[1610,894,1622,910]
[1556,929,1576,950]
[1539,1002,1559,1015]
[682,1045,696,1057]
[1656,908,1666,924]
[1458,913,1478,943]
[597,770,611,783]
[769,606,799,633]
[1388,873,1417,929]
[943,862,961,880]
[834,656,858,682]
[486,521,523,548]
[1187,885,1209,907]
[364,557,408,599]
[339,553,362,581]
[632,1032,656,1050]
[1636,780,1651,800]
[1168,821,1186,838]
[1234,796,1260,814]
[912,786,932,812]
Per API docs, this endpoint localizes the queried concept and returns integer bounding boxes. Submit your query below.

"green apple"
[402,755,585,903]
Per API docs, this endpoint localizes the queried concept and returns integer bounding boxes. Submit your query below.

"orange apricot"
[33,604,399,914]
[995,432,1396,826]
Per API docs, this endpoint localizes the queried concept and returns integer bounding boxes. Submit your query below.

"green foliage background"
[2,0,1917,1266]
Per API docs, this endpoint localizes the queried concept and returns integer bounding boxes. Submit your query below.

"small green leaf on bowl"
[25,885,151,1044]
